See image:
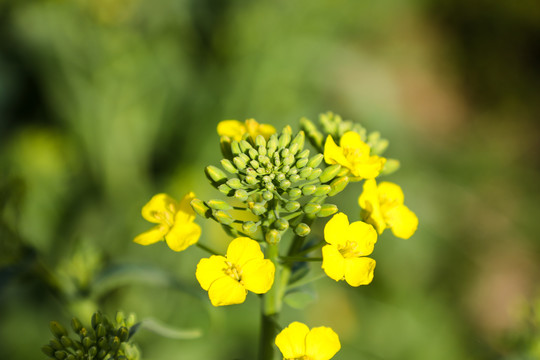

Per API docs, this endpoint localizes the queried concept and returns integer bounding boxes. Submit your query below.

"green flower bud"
[290,131,305,152]
[248,148,258,160]
[242,221,258,233]
[110,336,121,351]
[337,167,349,177]
[249,160,259,169]
[289,142,299,155]
[278,132,291,148]
[239,153,251,163]
[262,175,272,183]
[91,313,102,329]
[213,210,234,225]
[297,149,310,159]
[205,165,228,184]
[220,159,238,174]
[314,185,332,196]
[117,327,129,342]
[265,182,275,191]
[303,203,321,215]
[250,203,266,216]
[300,117,324,149]
[42,345,55,357]
[283,155,295,166]
[302,185,317,196]
[233,156,247,170]
[88,347,97,357]
[226,178,243,189]
[207,199,233,210]
[299,167,312,179]
[273,157,281,167]
[257,167,267,175]
[50,339,63,350]
[66,354,75,360]
[281,165,290,174]
[71,318,83,333]
[191,199,211,218]
[82,337,93,349]
[55,350,67,360]
[267,135,278,155]
[295,157,309,169]
[289,174,301,183]
[98,336,108,349]
[220,136,233,158]
[262,191,274,201]
[307,153,324,168]
[115,312,125,326]
[126,314,136,328]
[231,141,241,156]
[246,167,257,177]
[218,184,234,196]
[60,336,72,348]
[274,219,289,231]
[50,321,68,339]
[258,154,270,165]
[381,158,400,175]
[294,223,311,237]
[328,176,349,196]
[307,168,322,180]
[98,349,107,359]
[280,180,291,189]
[265,229,281,244]
[258,145,267,156]
[288,188,302,199]
[255,135,266,147]
[285,201,301,212]
[239,140,253,152]
[287,167,298,175]
[234,189,249,202]
[281,148,290,158]
[317,204,338,217]
[276,173,286,182]
[245,176,257,185]
[319,164,342,183]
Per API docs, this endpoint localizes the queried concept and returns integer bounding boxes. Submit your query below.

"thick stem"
[259,243,281,360]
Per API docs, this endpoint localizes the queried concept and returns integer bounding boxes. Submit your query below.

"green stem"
[196,242,219,255]
[279,256,322,263]
[260,243,281,360]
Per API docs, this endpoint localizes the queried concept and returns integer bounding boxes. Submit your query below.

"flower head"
[196,237,275,306]
[324,131,385,179]
[322,213,377,286]
[134,192,201,252]
[275,322,341,360]
[217,118,276,141]
[358,179,418,239]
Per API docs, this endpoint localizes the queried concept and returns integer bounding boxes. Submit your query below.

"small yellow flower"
[275,322,341,360]
[321,213,377,286]
[358,179,418,239]
[134,192,201,252]
[196,237,275,306]
[217,118,276,141]
[323,131,386,179]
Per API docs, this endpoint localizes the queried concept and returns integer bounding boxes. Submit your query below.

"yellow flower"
[196,237,275,306]
[321,213,377,286]
[358,179,418,239]
[275,322,341,360]
[134,192,201,252]
[217,118,276,141]
[323,131,386,179]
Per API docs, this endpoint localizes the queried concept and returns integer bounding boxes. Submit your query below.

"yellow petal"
[196,255,228,290]
[378,181,404,205]
[165,221,201,252]
[321,245,345,281]
[141,193,177,224]
[275,322,309,359]
[256,124,277,139]
[347,221,377,256]
[358,180,385,234]
[133,224,167,245]
[175,192,197,223]
[323,135,349,167]
[207,276,247,306]
[217,120,246,141]
[241,259,275,294]
[324,213,349,247]
[351,155,385,179]
[305,327,341,360]
[344,257,376,286]
[226,237,264,267]
[386,205,418,239]
[339,131,365,149]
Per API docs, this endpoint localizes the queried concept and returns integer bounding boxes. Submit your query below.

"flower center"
[343,147,365,165]
[152,210,175,227]
[224,261,242,281]
[338,240,361,259]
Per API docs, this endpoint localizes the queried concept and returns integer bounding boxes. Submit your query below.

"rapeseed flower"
[196,237,275,306]
[358,179,418,239]
[323,131,385,179]
[275,321,340,360]
[322,213,377,286]
[217,118,276,141]
[134,192,201,252]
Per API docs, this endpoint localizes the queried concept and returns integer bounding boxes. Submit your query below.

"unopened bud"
[295,157,309,169]
[265,229,281,244]
[317,204,338,217]
[221,159,238,174]
[299,167,312,179]
[234,189,249,202]
[205,166,228,184]
[285,201,301,212]
[319,164,342,183]
[314,185,332,196]
[289,174,301,183]
[302,185,317,196]
[233,156,247,170]
[280,180,291,189]
[213,210,234,225]
[242,221,258,233]
[226,178,243,189]
[207,199,233,210]
[306,153,323,168]
[307,168,322,180]
[191,199,211,218]
[50,321,68,339]
[250,203,266,216]
[288,189,302,199]
[71,318,83,333]
[303,203,321,215]
[218,184,234,196]
[255,135,266,147]
[294,223,311,237]
[328,176,349,196]
[274,219,289,231]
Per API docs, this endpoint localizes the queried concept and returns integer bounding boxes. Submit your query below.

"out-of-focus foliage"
[1,0,540,359]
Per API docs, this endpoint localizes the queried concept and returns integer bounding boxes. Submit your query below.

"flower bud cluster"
[194,126,344,243]
[42,311,140,360]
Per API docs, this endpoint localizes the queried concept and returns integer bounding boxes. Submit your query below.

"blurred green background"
[1,0,540,359]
